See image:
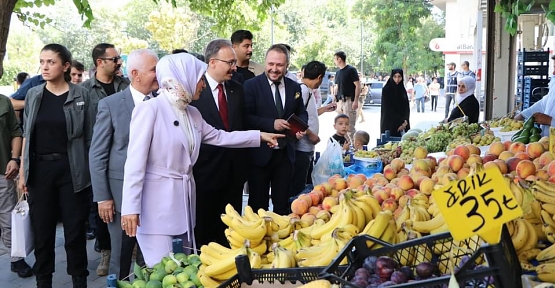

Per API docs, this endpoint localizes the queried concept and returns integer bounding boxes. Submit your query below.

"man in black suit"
[191,39,248,247]
[244,44,308,215]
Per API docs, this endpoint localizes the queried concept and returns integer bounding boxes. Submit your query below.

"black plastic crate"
[320,225,521,288]
[518,65,550,76]
[518,49,550,62]
[218,255,328,288]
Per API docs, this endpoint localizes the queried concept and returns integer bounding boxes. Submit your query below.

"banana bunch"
[309,193,374,240]
[536,263,555,283]
[360,210,397,249]
[536,242,555,264]
[199,243,261,281]
[530,181,555,243]
[507,218,538,254]
[507,177,525,208]
[270,244,297,268]
[221,204,267,253]
[198,264,223,288]
[297,228,349,267]
[257,208,295,240]
[396,227,421,266]
[532,180,555,205]
[517,248,541,271]
[277,230,312,252]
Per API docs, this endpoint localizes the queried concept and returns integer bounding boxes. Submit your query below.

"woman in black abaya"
[380,69,411,137]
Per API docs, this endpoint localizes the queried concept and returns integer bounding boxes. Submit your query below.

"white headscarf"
[456,76,476,104]
[156,53,208,110]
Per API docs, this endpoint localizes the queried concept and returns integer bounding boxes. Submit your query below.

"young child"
[331,114,350,153]
[353,130,370,151]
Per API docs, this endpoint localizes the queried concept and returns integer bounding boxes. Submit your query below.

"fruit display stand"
[321,227,522,288]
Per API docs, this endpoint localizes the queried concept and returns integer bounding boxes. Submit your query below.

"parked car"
[364,81,386,105]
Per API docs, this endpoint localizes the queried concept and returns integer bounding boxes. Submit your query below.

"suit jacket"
[89,87,135,212]
[121,95,260,236]
[190,78,247,189]
[244,74,307,166]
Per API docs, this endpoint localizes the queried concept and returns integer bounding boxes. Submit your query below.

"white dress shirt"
[204,73,226,110]
[268,78,286,109]
[129,84,152,107]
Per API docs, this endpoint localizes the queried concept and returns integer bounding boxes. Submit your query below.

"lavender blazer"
[121,96,260,236]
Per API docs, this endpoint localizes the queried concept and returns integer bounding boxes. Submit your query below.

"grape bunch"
[425,131,452,153]
[354,150,379,158]
[399,140,419,164]
[446,136,471,150]
[470,133,500,146]
[451,123,481,138]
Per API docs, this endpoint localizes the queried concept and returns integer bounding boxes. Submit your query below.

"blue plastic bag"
[344,158,383,178]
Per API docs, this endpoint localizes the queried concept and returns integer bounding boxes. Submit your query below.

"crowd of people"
[0,27,490,288]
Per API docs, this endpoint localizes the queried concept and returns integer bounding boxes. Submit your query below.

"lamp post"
[360,20,364,75]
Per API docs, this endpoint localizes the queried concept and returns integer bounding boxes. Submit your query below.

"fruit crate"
[320,225,521,288]
[219,255,332,288]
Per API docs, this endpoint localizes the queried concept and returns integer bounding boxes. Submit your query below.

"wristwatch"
[10,158,20,165]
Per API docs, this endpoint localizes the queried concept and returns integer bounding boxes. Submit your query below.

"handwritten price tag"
[432,167,523,244]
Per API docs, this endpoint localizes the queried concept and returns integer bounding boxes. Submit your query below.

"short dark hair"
[204,39,233,63]
[334,51,346,62]
[71,60,85,71]
[172,49,188,54]
[303,61,326,80]
[189,52,205,62]
[230,30,253,45]
[266,44,290,65]
[15,72,29,85]
[462,61,470,67]
[334,114,349,123]
[277,43,292,53]
[92,43,115,67]
[42,43,72,82]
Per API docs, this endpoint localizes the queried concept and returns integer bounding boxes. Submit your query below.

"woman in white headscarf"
[445,76,479,123]
[120,53,282,267]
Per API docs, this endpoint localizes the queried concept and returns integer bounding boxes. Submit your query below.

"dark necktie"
[274,81,284,117]
[143,95,151,101]
[217,84,229,130]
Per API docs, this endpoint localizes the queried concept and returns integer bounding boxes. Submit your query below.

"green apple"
[181,280,196,288]
[174,253,188,264]
[162,274,177,287]
[148,271,166,282]
[176,272,189,284]
[145,280,162,288]
[189,273,201,287]
[165,260,178,274]
[152,263,164,274]
[182,265,198,277]
[131,279,147,288]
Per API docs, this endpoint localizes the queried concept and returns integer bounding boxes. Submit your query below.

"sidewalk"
[0,223,108,288]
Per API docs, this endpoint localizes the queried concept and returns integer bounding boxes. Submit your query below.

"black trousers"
[92,203,111,250]
[26,155,89,277]
[431,95,438,111]
[444,93,455,118]
[195,182,244,247]
[248,149,294,216]
[290,151,314,197]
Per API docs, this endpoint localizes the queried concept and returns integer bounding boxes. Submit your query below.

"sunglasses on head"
[99,56,121,63]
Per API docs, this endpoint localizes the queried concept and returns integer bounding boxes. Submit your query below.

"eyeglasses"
[99,56,121,63]
[212,58,237,67]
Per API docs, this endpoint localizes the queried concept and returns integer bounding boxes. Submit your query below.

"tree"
[0,0,285,79]
[352,0,433,76]
[145,3,200,53]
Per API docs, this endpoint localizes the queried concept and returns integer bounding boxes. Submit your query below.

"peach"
[307,192,322,206]
[300,213,316,226]
[331,189,340,198]
[288,213,300,219]
[373,188,391,203]
[514,151,530,161]
[466,154,483,166]
[389,187,405,200]
[308,205,321,216]
[405,188,421,198]
[488,142,506,156]
[376,177,389,186]
[526,142,546,159]
[298,194,313,207]
[483,161,500,172]
[381,198,398,213]
[548,175,555,184]
[398,175,415,191]
[505,157,523,172]
[348,176,365,188]
[454,145,471,161]
[355,174,368,182]
[493,159,508,174]
[291,198,309,215]
[546,160,555,176]
[390,178,400,185]
[372,173,384,179]
[398,195,411,208]
[466,144,481,156]
[321,196,338,211]
[526,175,538,181]
[371,185,384,194]
[540,137,550,151]
[316,210,331,221]
[383,166,397,181]
[539,152,555,167]
[441,173,458,185]
[457,167,470,179]
[498,151,514,161]
[509,142,526,154]
[448,155,465,172]
[482,153,498,163]
[503,140,512,151]
[535,169,550,181]
[533,158,542,170]
[412,159,432,177]
[516,160,536,179]
[390,158,405,172]
[419,177,435,195]
[414,146,428,159]
[334,178,348,190]
[397,168,409,176]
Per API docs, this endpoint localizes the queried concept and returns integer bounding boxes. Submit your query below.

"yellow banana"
[540,210,555,228]
[297,238,341,267]
[536,263,555,282]
[224,203,243,219]
[204,246,247,278]
[542,224,555,243]
[395,206,410,232]
[531,200,543,221]
[535,180,555,194]
[351,197,374,224]
[310,199,353,240]
[518,248,541,271]
[532,222,548,242]
[361,211,393,249]
[250,240,268,255]
[229,217,267,241]
[346,198,366,231]
[225,228,263,247]
[248,250,262,269]
[243,205,260,222]
[356,195,382,218]
[430,222,449,234]
[533,190,555,204]
[511,219,529,252]
[542,203,555,215]
[509,182,524,207]
[536,242,555,263]
[198,267,222,288]
[517,219,538,253]
[405,214,445,234]
[207,241,233,254]
[211,267,238,281]
[259,209,292,229]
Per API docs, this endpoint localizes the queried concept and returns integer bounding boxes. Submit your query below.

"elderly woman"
[120,53,282,267]
[445,76,479,124]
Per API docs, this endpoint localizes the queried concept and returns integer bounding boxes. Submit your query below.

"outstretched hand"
[261,132,285,148]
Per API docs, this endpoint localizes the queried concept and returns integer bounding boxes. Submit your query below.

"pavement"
[0,95,483,288]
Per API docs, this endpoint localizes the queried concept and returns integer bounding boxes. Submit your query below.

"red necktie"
[217,84,229,130]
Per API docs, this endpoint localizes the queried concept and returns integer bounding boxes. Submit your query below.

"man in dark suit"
[244,44,308,215]
[191,39,248,247]
[89,49,157,279]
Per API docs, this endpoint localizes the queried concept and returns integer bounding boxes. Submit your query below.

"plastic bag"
[11,194,34,257]
[312,138,345,184]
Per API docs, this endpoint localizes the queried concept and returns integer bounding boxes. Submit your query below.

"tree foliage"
[145,3,200,53]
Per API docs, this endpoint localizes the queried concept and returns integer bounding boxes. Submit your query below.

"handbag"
[311,138,346,184]
[11,194,34,257]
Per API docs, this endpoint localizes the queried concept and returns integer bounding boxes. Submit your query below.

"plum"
[390,270,408,284]
[375,256,396,279]
[365,285,379,288]
[351,277,368,288]
[377,281,396,287]
[399,266,413,280]
[355,267,371,279]
[457,255,476,270]
[415,262,434,278]
[368,274,381,284]
[363,256,378,273]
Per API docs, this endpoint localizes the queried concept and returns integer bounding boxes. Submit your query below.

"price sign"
[433,167,523,244]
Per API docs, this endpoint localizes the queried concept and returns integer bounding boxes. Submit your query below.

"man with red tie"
[191,39,248,246]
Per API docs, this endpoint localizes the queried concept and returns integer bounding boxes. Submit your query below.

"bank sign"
[429,38,486,54]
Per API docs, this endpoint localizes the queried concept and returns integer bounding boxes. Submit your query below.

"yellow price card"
[432,167,523,244]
